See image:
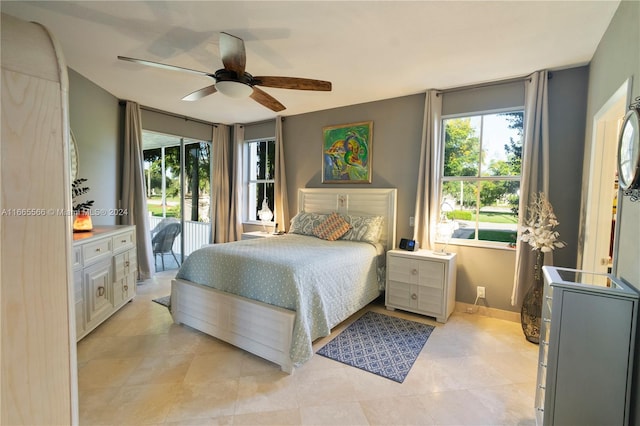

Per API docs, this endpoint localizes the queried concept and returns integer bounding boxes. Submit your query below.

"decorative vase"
[521,250,544,344]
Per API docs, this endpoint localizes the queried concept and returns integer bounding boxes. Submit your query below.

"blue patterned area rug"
[152,295,171,309]
[316,311,434,383]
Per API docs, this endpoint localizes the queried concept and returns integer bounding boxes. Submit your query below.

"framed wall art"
[322,121,373,183]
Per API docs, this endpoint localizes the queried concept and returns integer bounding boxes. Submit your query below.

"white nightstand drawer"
[418,261,444,288]
[388,257,420,284]
[387,281,418,309]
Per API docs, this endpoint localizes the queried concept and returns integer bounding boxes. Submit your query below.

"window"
[245,138,275,222]
[440,110,523,246]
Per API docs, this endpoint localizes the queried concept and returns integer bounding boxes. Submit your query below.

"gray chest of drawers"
[536,266,638,426]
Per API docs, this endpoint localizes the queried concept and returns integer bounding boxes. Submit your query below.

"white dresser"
[536,266,638,426]
[73,225,137,340]
[385,249,457,323]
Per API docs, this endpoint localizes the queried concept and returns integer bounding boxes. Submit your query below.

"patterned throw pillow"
[340,215,385,244]
[313,212,352,241]
[289,211,329,236]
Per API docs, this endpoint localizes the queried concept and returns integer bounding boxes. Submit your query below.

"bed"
[171,188,397,373]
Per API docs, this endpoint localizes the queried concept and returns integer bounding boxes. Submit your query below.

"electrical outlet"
[409,216,415,227]
[477,286,486,299]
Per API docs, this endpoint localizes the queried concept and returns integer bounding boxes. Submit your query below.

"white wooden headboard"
[297,188,398,249]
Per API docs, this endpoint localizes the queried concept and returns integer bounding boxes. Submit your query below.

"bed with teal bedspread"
[175,233,383,367]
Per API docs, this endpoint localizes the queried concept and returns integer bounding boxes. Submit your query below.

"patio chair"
[152,222,182,271]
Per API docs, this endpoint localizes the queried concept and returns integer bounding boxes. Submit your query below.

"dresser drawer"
[112,229,135,253]
[72,246,82,269]
[82,237,112,265]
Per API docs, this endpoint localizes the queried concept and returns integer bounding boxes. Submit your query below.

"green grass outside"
[465,229,517,243]
[449,210,517,224]
[147,204,180,217]
[476,211,518,224]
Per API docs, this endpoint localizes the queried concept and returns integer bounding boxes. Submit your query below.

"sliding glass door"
[142,130,211,270]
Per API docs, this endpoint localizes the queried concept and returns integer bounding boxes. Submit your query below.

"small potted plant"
[72,178,94,232]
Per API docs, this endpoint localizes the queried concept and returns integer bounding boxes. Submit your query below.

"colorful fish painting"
[322,121,373,183]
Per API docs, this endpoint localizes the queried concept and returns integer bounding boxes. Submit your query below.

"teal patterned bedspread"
[175,234,382,366]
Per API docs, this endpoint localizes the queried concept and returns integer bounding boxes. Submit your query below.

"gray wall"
[275,69,588,313]
[583,1,640,422]
[283,94,425,243]
[68,69,120,226]
[547,66,589,269]
[586,0,639,291]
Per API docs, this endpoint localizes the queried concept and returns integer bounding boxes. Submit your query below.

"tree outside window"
[246,139,275,222]
[441,111,523,245]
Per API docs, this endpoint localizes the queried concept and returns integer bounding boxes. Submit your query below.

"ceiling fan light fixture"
[215,80,253,98]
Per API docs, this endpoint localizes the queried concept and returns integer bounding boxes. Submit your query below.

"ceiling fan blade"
[250,87,285,112]
[219,32,246,76]
[182,84,217,101]
[254,76,332,91]
[117,56,210,77]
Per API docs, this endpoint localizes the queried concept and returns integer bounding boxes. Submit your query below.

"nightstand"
[241,231,277,240]
[385,249,457,323]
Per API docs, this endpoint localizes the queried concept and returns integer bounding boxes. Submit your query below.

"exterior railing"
[148,216,211,260]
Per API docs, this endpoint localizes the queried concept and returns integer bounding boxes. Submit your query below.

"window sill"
[438,239,517,252]
[244,221,275,227]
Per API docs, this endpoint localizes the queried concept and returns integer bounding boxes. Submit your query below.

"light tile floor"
[78,271,539,425]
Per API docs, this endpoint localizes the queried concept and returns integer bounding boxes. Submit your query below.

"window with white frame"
[245,138,275,222]
[440,110,524,246]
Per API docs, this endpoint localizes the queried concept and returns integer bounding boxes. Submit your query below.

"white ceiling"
[2,1,620,125]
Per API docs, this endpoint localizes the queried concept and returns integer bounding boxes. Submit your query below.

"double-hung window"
[440,110,524,246]
[245,138,275,222]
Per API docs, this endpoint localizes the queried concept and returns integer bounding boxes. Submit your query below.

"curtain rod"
[239,116,283,127]
[118,100,220,127]
[435,72,551,96]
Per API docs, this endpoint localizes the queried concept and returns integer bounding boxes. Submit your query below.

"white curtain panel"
[413,90,443,251]
[211,124,232,243]
[122,101,154,280]
[275,116,290,232]
[511,70,551,306]
[229,123,244,241]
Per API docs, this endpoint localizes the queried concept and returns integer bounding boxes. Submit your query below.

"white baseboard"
[455,302,520,323]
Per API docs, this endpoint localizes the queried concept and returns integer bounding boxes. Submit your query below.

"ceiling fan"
[118,32,332,112]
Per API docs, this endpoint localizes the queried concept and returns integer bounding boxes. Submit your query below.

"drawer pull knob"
[95,248,101,252]
[97,286,105,297]
[121,239,127,243]
[124,285,128,291]
[411,293,417,300]
[411,269,418,275]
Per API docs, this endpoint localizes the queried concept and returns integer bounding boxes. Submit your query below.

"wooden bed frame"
[171,188,397,373]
